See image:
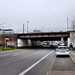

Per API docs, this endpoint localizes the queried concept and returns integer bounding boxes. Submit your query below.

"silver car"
[56,46,69,56]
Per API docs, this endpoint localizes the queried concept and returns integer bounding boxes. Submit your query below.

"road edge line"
[44,52,56,75]
[72,52,75,55]
[70,52,75,64]
[70,56,75,64]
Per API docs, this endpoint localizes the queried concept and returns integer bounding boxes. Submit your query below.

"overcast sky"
[0,0,75,32]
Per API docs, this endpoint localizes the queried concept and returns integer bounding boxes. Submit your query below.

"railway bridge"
[17,31,75,48]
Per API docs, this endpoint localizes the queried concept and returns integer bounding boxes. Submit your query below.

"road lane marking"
[0,50,44,63]
[19,50,54,75]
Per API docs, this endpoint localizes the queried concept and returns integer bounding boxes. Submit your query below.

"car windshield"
[58,47,68,50]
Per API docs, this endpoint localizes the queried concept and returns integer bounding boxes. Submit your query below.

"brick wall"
[0,34,18,47]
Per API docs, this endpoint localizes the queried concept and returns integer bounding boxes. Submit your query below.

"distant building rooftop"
[0,29,14,34]
[33,30,41,33]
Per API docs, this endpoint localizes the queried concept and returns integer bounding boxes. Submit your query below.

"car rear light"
[66,50,69,52]
[56,50,59,52]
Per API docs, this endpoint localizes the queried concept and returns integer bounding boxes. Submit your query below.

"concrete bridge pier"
[27,39,32,46]
[68,31,75,48]
[27,39,37,46]
[67,38,75,48]
[30,41,37,46]
[17,39,37,48]
[17,39,28,48]
[67,37,70,47]
[70,37,75,47]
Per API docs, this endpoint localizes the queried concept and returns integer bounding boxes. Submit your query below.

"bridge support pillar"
[17,39,27,47]
[69,31,75,48]
[67,37,70,47]
[74,38,75,47]
[33,41,37,46]
[67,37,75,47]
[70,38,75,47]
[30,41,37,46]
[27,39,32,46]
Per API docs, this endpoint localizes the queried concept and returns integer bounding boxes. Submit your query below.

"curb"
[70,56,75,64]
[70,52,75,64]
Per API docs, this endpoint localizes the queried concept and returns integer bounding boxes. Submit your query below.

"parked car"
[56,46,69,56]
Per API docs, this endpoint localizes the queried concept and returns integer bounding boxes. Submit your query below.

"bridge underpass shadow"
[18,46,56,50]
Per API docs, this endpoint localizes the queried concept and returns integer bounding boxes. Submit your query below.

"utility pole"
[26,20,29,33]
[2,25,4,51]
[23,24,24,33]
[42,27,44,32]
[0,24,3,51]
[67,17,68,30]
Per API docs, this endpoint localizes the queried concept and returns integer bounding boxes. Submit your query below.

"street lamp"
[23,24,24,33]
[42,27,44,32]
[26,20,29,33]
[2,25,4,51]
[67,17,68,30]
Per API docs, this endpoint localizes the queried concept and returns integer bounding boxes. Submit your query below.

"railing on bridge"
[14,27,75,34]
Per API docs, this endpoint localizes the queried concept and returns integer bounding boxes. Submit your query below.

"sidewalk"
[73,51,75,53]
[70,51,75,63]
[45,51,75,75]
[47,71,75,75]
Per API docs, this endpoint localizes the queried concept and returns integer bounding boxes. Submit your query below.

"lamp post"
[42,27,44,32]
[26,20,29,33]
[0,24,3,51]
[23,24,24,33]
[67,17,68,30]
[2,25,4,51]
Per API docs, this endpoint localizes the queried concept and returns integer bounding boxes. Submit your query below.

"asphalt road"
[52,56,75,71]
[0,49,55,75]
[0,49,75,75]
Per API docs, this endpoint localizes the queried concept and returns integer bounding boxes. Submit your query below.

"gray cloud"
[0,0,75,32]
